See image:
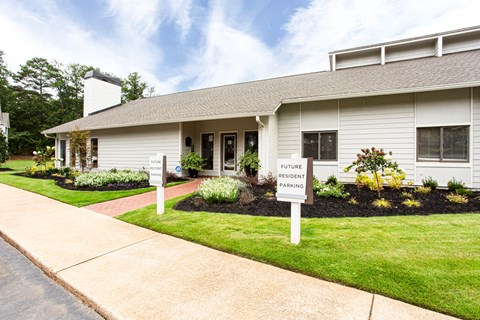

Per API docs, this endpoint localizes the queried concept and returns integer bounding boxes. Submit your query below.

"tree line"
[0,50,154,155]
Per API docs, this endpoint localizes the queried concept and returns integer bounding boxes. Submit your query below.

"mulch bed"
[17,173,188,191]
[174,184,480,218]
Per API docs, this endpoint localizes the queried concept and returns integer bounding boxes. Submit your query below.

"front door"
[222,133,237,172]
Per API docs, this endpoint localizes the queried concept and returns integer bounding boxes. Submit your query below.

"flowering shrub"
[74,170,149,187]
[384,169,411,189]
[355,172,384,191]
[198,177,246,204]
[32,146,56,167]
[344,147,402,198]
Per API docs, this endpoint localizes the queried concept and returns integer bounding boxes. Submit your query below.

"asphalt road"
[0,237,103,320]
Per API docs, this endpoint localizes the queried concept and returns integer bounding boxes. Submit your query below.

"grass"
[0,159,34,173]
[0,159,194,207]
[118,197,480,320]
[0,173,156,207]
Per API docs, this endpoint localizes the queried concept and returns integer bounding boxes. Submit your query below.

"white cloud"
[185,1,278,90]
[277,0,480,74]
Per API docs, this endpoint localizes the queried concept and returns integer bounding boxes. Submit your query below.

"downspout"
[255,116,265,128]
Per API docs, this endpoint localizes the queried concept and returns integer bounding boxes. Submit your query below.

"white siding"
[336,48,381,70]
[301,100,338,131]
[473,87,480,188]
[277,103,301,159]
[416,88,471,125]
[384,39,436,63]
[338,94,415,182]
[94,124,180,172]
[415,88,473,187]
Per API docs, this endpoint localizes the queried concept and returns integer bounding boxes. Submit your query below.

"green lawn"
[0,159,34,173]
[0,173,156,207]
[118,196,480,320]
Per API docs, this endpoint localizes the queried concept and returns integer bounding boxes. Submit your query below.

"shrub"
[372,198,391,208]
[348,197,357,205]
[259,172,277,187]
[326,174,338,185]
[265,191,274,198]
[384,169,411,189]
[314,177,349,199]
[403,199,421,207]
[344,147,400,198]
[422,176,438,190]
[446,193,468,204]
[74,170,149,187]
[456,188,473,197]
[24,165,38,176]
[32,146,55,167]
[180,152,205,171]
[355,172,383,192]
[447,178,466,191]
[198,177,246,204]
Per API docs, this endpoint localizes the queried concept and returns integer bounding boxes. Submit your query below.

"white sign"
[149,155,166,187]
[276,158,309,203]
[276,155,313,245]
[149,154,167,215]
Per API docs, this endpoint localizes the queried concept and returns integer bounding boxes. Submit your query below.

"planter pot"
[188,168,199,178]
[245,166,258,177]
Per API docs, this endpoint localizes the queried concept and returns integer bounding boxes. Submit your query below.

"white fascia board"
[280,81,480,105]
[42,112,275,134]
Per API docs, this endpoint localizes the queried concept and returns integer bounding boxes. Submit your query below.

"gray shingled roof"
[43,49,480,134]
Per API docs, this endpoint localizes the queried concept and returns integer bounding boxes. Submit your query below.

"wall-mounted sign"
[276,157,313,204]
[149,155,167,187]
[175,165,182,173]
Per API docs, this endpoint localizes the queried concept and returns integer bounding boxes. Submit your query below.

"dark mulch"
[0,168,13,172]
[174,184,480,218]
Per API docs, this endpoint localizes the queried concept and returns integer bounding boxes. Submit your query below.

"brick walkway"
[83,179,204,217]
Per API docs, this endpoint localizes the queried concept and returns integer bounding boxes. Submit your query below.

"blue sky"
[0,0,479,94]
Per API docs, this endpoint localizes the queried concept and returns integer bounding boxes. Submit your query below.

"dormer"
[329,25,480,71]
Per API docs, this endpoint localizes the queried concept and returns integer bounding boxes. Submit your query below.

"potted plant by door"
[181,152,205,178]
[238,149,261,176]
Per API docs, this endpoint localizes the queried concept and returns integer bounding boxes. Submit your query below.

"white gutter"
[44,133,56,139]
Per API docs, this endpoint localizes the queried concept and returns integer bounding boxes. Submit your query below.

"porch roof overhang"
[43,49,480,135]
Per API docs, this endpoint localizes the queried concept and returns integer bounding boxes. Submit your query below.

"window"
[244,131,258,152]
[91,138,98,168]
[417,126,468,161]
[302,131,337,160]
[59,140,66,167]
[201,133,214,170]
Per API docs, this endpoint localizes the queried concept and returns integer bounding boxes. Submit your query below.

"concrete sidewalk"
[0,183,458,320]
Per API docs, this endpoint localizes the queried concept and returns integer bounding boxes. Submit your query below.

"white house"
[44,26,480,188]
[0,103,9,140]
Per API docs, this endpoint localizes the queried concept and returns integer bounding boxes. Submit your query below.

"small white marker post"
[149,153,167,215]
[276,153,313,245]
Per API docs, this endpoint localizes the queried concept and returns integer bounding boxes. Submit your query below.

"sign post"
[149,153,167,215]
[276,154,313,244]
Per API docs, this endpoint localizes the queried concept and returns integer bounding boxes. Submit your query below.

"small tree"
[344,147,400,198]
[32,145,55,167]
[68,128,90,172]
[0,131,9,166]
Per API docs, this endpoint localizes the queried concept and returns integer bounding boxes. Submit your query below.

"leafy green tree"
[121,72,153,103]
[0,131,8,166]
[68,128,90,172]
